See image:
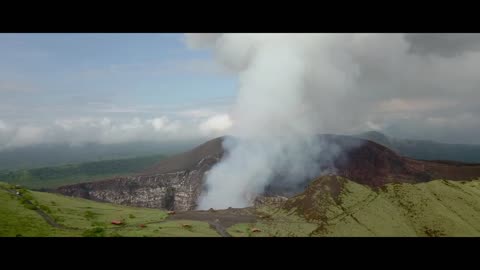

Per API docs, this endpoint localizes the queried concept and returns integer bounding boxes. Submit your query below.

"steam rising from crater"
[186,33,480,209]
[187,34,359,209]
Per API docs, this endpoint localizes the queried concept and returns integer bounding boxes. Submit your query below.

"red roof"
[111,220,123,225]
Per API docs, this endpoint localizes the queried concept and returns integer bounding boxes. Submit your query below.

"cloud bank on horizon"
[0,113,232,149]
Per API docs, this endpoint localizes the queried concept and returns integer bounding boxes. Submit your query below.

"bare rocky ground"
[167,207,257,236]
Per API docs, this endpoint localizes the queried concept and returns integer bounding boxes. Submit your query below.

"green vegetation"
[0,182,73,236]
[0,182,219,237]
[82,227,107,237]
[2,177,480,237]
[229,177,480,237]
[84,210,96,219]
[0,154,166,189]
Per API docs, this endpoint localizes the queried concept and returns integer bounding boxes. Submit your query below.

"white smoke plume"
[187,33,480,209]
[189,34,359,209]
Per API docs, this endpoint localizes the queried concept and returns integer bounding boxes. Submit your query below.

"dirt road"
[168,207,257,237]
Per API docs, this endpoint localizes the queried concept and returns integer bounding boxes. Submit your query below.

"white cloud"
[366,121,382,131]
[148,117,180,133]
[199,114,233,135]
[184,33,222,49]
[0,114,233,150]
[7,126,46,148]
[150,117,168,131]
[0,120,7,130]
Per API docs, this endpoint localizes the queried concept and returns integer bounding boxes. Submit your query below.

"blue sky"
[3,33,480,147]
[0,33,236,122]
[0,33,238,147]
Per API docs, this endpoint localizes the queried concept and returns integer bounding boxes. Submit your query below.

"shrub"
[40,205,52,214]
[129,214,136,219]
[246,227,252,237]
[21,193,34,201]
[54,216,65,223]
[91,221,105,227]
[82,227,106,237]
[24,203,38,210]
[84,210,96,220]
[181,224,193,232]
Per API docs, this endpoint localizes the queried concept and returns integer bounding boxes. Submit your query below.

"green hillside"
[0,182,218,237]
[2,177,480,237]
[229,177,480,237]
[0,154,166,190]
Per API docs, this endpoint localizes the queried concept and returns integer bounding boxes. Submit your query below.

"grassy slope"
[0,183,72,237]
[3,178,480,237]
[229,178,480,237]
[0,154,166,190]
[0,182,218,237]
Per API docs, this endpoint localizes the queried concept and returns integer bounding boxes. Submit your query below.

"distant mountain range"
[356,131,480,163]
[3,132,480,191]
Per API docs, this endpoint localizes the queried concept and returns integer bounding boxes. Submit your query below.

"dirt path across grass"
[208,220,232,237]
[167,207,257,237]
[1,186,66,229]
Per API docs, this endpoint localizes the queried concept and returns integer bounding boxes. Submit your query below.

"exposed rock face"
[56,135,480,211]
[254,195,289,208]
[57,169,209,210]
[57,138,224,211]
